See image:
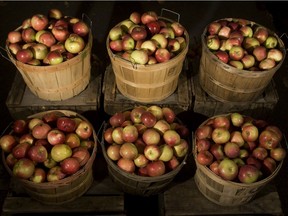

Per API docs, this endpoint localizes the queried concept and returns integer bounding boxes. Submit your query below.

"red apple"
[13,158,35,180]
[146,160,165,177]
[213,116,230,129]
[142,128,161,145]
[141,111,157,128]
[38,31,56,47]
[146,20,161,35]
[129,11,141,24]
[215,50,229,64]
[47,166,66,181]
[122,34,135,51]
[262,157,277,176]
[224,37,242,50]
[19,133,34,145]
[28,118,43,130]
[72,20,90,37]
[119,142,138,160]
[8,43,21,55]
[240,25,253,37]
[238,164,260,183]
[47,129,66,145]
[16,48,34,63]
[253,26,269,44]
[134,154,149,168]
[32,122,51,139]
[159,27,175,39]
[259,129,280,150]
[117,158,135,173]
[27,144,48,163]
[12,142,30,159]
[166,155,180,170]
[163,130,181,147]
[131,26,147,41]
[209,161,220,175]
[224,142,240,159]
[31,14,49,31]
[72,146,90,166]
[206,35,220,50]
[7,30,22,43]
[210,143,225,160]
[57,117,76,133]
[112,127,124,145]
[141,11,158,25]
[230,131,245,147]
[218,26,231,39]
[241,54,255,69]
[52,24,70,42]
[218,158,238,181]
[246,156,262,170]
[75,120,93,140]
[30,167,46,183]
[162,107,176,124]
[196,150,213,166]
[259,58,276,70]
[21,27,36,43]
[171,21,185,37]
[243,37,260,51]
[270,147,286,162]
[229,60,244,69]
[12,119,28,134]
[195,125,213,140]
[207,21,221,35]
[130,107,146,124]
[65,133,81,149]
[5,153,18,168]
[43,50,63,65]
[122,125,139,143]
[241,124,259,142]
[106,144,121,161]
[253,45,267,62]
[229,45,244,61]
[60,157,80,175]
[196,139,211,152]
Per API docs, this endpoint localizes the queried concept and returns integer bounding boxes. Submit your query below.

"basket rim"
[201,17,286,75]
[193,113,284,187]
[1,110,97,187]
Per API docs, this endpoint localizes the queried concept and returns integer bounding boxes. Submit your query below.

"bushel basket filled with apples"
[106,9,189,103]
[199,18,286,103]
[101,105,190,196]
[193,112,286,206]
[5,9,93,101]
[0,110,97,205]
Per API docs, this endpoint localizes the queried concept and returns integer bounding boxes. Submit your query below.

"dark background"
[1,1,288,215]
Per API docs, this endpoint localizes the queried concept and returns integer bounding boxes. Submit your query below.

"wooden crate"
[160,176,283,216]
[192,74,279,120]
[1,154,126,216]
[6,61,102,120]
[103,63,192,115]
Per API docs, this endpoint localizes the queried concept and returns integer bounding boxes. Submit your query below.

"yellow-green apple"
[151,33,168,48]
[159,144,174,162]
[144,144,161,161]
[134,153,149,168]
[267,48,283,62]
[173,139,189,158]
[13,158,35,180]
[47,166,66,181]
[130,49,149,65]
[51,144,72,162]
[259,58,276,70]
[238,164,260,183]
[64,33,85,54]
[211,127,230,144]
[218,158,238,181]
[0,134,17,153]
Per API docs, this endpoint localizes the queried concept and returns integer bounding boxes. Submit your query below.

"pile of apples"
[205,18,285,70]
[103,105,190,177]
[108,11,188,65]
[6,8,90,66]
[0,111,95,183]
[195,113,286,184]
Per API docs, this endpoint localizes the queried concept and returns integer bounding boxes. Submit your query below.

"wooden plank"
[160,176,283,216]
[5,61,102,120]
[103,63,192,115]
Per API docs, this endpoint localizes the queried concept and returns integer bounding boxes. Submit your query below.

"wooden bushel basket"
[2,110,97,205]
[101,122,188,197]
[192,114,284,206]
[199,18,286,103]
[5,29,93,101]
[106,16,189,103]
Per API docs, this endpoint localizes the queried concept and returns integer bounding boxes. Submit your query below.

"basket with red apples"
[6,8,91,66]
[101,105,190,195]
[0,110,97,204]
[204,18,286,71]
[107,10,189,65]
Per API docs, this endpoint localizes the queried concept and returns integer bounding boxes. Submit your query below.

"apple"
[48,8,63,19]
[57,117,76,133]
[146,105,163,120]
[22,18,31,29]
[134,154,149,168]
[218,26,231,39]
[162,107,176,124]
[8,43,21,55]
[51,144,72,162]
[159,144,174,162]
[12,142,30,159]
[30,167,46,183]
[146,160,165,177]
[38,31,56,47]
[241,124,259,142]
[28,118,43,130]
[229,30,244,43]
[120,19,135,33]
[130,107,146,124]
[117,158,135,173]
[119,142,138,160]
[60,157,80,175]
[167,39,181,53]
[196,139,211,152]
[13,158,35,180]
[246,156,262,170]
[262,157,277,175]
[52,24,70,42]
[138,166,149,176]
[12,119,28,134]
[267,48,283,62]
[129,11,141,24]
[213,116,230,129]
[264,36,278,49]
[43,50,63,65]
[21,27,36,43]
[230,131,245,147]
[209,161,220,175]
[47,129,66,145]
[75,120,93,140]
[207,21,221,35]
[259,58,276,70]
[5,153,18,168]
[146,20,161,35]
[142,128,160,146]
[153,120,171,135]
[224,142,240,159]
[130,49,149,65]
[32,122,51,139]
[106,144,121,161]
[141,111,157,128]
[243,37,260,51]
[112,127,124,145]
[210,143,225,160]
[19,133,34,145]
[241,54,255,69]
[253,45,267,62]
[239,149,249,159]
[206,35,220,50]
[196,150,213,166]
[30,43,48,60]
[224,38,242,50]
[72,20,90,37]
[109,112,126,127]
[35,29,46,42]
[259,129,280,150]
[253,26,269,44]
[27,59,41,66]
[50,42,66,53]
[64,132,81,149]
[195,125,213,140]
[238,164,260,183]
[229,45,244,61]
[27,145,48,163]
[109,26,123,41]
[215,50,229,64]
[270,147,286,162]
[141,11,158,25]
[16,49,34,63]
[130,26,147,41]
[31,14,49,31]
[240,25,253,37]
[151,33,168,49]
[171,21,185,37]
[163,130,181,147]
[122,125,138,143]
[80,140,94,150]
[252,146,268,161]
[72,147,90,166]
[140,40,157,55]
[173,139,189,158]
[7,30,22,43]
[166,155,180,170]
[159,27,175,39]
[218,158,238,181]
[121,35,135,51]
[65,33,85,54]
[211,127,230,144]
[144,144,161,161]
[229,60,243,69]
[43,154,57,169]
[47,166,66,182]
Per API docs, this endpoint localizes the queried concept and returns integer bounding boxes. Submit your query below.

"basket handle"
[280,33,288,51]
[0,46,11,62]
[82,13,93,29]
[1,121,13,137]
[160,8,180,23]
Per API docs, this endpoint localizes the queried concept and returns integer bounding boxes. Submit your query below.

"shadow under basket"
[6,29,93,101]
[106,17,189,103]
[2,110,98,205]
